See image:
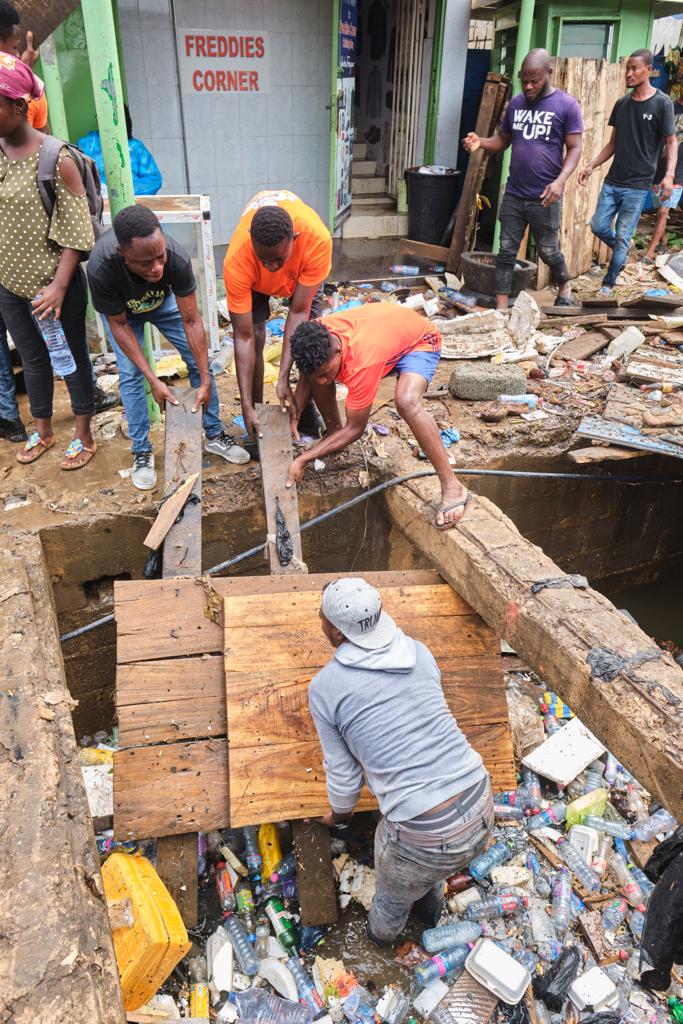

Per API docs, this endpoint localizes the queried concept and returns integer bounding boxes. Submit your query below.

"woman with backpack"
[0,52,97,468]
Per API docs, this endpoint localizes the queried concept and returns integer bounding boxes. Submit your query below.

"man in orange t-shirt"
[223,190,332,439]
[286,304,471,530]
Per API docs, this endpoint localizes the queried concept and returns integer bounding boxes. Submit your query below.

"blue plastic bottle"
[414,943,472,986]
[468,840,513,881]
[242,825,263,878]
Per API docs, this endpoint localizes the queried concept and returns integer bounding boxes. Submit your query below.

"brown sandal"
[60,438,98,471]
[17,431,55,464]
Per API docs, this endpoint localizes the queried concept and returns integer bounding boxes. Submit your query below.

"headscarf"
[0,52,44,104]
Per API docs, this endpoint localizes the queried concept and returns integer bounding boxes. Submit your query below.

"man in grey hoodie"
[309,577,494,945]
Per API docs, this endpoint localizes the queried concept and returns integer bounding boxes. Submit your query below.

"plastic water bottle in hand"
[32,301,76,377]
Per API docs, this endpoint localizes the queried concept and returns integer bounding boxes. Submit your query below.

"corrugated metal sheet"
[13,0,81,47]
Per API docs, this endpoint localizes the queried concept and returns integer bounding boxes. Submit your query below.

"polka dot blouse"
[0,144,95,299]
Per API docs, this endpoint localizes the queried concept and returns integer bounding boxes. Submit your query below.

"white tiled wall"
[118,0,333,245]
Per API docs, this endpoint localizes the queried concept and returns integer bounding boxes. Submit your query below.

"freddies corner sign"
[179,30,271,94]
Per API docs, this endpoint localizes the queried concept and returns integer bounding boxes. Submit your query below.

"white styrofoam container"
[412,979,448,1017]
[569,825,600,865]
[568,967,618,1011]
[465,939,531,1005]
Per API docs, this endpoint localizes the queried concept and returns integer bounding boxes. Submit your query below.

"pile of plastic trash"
[89,672,683,1024]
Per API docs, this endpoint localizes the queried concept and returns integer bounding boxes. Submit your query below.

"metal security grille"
[387,0,428,196]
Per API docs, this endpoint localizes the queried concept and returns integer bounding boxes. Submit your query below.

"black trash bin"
[405,167,461,246]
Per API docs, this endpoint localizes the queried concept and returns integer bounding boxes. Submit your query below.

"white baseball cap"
[321,577,398,650]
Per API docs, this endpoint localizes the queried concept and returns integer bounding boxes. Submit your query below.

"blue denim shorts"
[390,348,441,383]
[652,185,683,210]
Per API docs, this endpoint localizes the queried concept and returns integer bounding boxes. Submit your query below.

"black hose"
[58,465,683,644]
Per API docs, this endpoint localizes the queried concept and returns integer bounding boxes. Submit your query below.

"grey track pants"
[368,779,494,943]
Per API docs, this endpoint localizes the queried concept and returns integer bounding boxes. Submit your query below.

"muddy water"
[603,575,683,647]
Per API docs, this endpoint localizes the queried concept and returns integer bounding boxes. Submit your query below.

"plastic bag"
[532,946,582,1011]
[579,1014,622,1024]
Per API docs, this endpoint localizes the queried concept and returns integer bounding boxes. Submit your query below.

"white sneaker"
[131,451,157,490]
[205,431,250,464]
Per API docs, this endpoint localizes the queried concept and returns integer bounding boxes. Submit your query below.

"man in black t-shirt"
[579,49,677,294]
[88,205,249,490]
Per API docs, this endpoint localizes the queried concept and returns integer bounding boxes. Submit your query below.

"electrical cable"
[58,465,683,644]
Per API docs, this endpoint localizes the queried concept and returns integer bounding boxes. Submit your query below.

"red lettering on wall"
[206,35,217,57]
[255,36,264,58]
[184,34,194,56]
[249,71,259,90]
[216,70,227,90]
[192,69,203,90]
[195,35,207,57]
[227,70,238,90]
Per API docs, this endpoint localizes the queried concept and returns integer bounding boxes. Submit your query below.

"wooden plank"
[114,570,448,664]
[568,446,647,464]
[553,331,609,362]
[292,820,341,926]
[114,739,230,840]
[448,74,509,273]
[225,579,513,825]
[576,415,683,458]
[143,473,199,551]
[402,238,451,263]
[156,388,204,927]
[162,387,202,577]
[539,314,608,327]
[155,834,199,932]
[256,402,306,574]
[0,536,124,1022]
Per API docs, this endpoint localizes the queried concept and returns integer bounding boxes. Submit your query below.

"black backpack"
[37,135,104,256]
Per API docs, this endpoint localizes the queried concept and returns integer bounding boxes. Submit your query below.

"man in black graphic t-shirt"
[580,49,677,294]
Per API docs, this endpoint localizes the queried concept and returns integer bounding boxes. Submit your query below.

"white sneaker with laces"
[205,431,250,464]
[131,451,157,490]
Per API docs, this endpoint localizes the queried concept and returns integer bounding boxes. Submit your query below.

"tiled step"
[352,174,386,195]
[352,142,367,159]
[342,206,409,239]
[353,159,377,176]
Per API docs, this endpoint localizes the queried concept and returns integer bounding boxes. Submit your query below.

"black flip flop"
[434,493,473,531]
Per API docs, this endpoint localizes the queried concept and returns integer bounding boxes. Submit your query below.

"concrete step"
[352,142,367,160]
[342,207,409,240]
[353,194,395,207]
[353,159,377,176]
[352,174,386,195]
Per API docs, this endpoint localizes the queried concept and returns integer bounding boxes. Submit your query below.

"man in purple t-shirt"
[463,49,583,310]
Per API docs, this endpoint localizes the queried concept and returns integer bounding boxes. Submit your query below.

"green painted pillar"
[81,0,160,422]
[493,0,536,252]
[40,35,69,141]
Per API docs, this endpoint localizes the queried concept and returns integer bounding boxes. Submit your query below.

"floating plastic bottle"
[498,393,539,408]
[287,955,325,1014]
[583,815,634,839]
[232,987,313,1024]
[445,872,473,895]
[389,264,420,276]
[421,920,482,953]
[537,940,563,962]
[523,768,543,811]
[556,838,602,892]
[570,892,586,919]
[494,805,526,822]
[465,893,528,921]
[526,802,567,832]
[243,825,263,878]
[592,835,612,878]
[610,852,645,907]
[343,985,377,1024]
[188,956,210,1019]
[216,861,237,912]
[264,894,299,953]
[258,823,283,881]
[629,865,655,902]
[551,867,572,934]
[632,808,677,841]
[543,714,562,736]
[224,913,260,975]
[414,943,472,986]
[255,922,270,959]
[629,906,647,943]
[271,851,297,882]
[236,880,257,937]
[625,785,648,820]
[601,897,629,935]
[468,841,513,881]
[604,753,619,786]
[514,949,539,974]
[32,304,77,377]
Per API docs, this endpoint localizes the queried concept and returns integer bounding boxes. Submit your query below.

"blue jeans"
[0,313,19,421]
[591,183,648,287]
[103,295,222,453]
